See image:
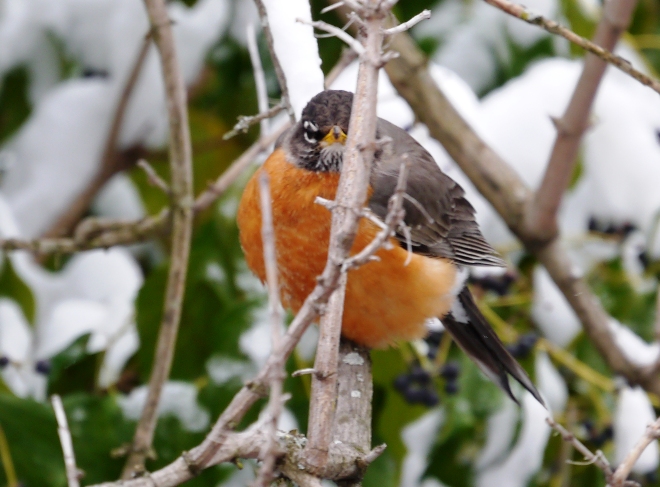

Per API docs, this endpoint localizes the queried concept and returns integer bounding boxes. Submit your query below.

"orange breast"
[236,149,457,348]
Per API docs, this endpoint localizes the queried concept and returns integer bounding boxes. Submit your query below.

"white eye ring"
[303,120,319,131]
[303,131,317,144]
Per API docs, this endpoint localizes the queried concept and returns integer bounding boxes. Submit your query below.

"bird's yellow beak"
[321,125,347,145]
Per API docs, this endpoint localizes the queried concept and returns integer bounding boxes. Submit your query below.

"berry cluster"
[394,366,439,407]
[393,360,462,407]
[439,361,460,395]
[506,332,538,359]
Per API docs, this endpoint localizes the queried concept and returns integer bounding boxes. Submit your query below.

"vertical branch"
[253,173,286,487]
[246,23,270,137]
[332,340,374,455]
[305,0,387,472]
[253,0,296,121]
[122,0,194,478]
[51,395,81,487]
[524,0,639,240]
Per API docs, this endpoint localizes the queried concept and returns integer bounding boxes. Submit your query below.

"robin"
[237,90,543,405]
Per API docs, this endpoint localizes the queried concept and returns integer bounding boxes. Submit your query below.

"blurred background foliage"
[1,0,660,486]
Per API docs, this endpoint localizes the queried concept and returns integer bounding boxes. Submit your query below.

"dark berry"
[394,374,410,393]
[519,332,538,350]
[601,425,613,441]
[588,216,599,232]
[507,343,524,358]
[404,388,429,405]
[444,380,459,395]
[0,356,8,368]
[420,389,440,407]
[425,331,443,347]
[644,470,658,484]
[35,360,51,375]
[409,366,431,385]
[638,250,650,269]
[439,361,460,381]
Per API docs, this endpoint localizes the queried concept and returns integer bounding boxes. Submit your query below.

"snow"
[476,392,551,487]
[400,410,445,487]
[118,381,211,432]
[609,319,660,369]
[531,266,581,347]
[261,0,324,119]
[614,386,659,474]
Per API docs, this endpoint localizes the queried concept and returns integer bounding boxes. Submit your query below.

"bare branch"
[297,18,366,55]
[253,0,295,121]
[384,31,660,396]
[137,159,171,196]
[223,103,286,140]
[610,417,660,487]
[383,10,431,36]
[51,395,81,487]
[482,0,660,95]
[546,418,613,477]
[252,173,286,487]
[122,0,194,477]
[526,0,638,241]
[247,22,270,137]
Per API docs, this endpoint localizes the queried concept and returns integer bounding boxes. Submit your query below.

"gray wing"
[369,119,505,267]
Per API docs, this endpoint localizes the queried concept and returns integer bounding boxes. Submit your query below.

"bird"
[237,90,543,405]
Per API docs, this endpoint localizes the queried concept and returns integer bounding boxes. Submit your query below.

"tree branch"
[482,0,660,95]
[51,395,81,487]
[121,0,194,477]
[525,0,638,241]
[384,31,660,396]
[304,0,387,473]
[610,416,660,487]
[252,173,286,487]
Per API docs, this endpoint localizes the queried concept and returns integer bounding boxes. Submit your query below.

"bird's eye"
[303,120,320,144]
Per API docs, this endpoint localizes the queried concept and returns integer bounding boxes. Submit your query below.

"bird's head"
[288,90,353,172]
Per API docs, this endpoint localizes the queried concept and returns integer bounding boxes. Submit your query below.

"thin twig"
[51,395,81,487]
[383,10,431,36]
[482,0,660,95]
[610,416,660,487]
[247,22,270,137]
[298,18,366,55]
[43,34,151,238]
[122,0,194,477]
[223,103,285,140]
[252,173,286,487]
[525,0,638,241]
[137,159,171,195]
[253,0,295,121]
[546,418,613,478]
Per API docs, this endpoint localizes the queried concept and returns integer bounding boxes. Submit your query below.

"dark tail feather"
[442,287,545,407]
